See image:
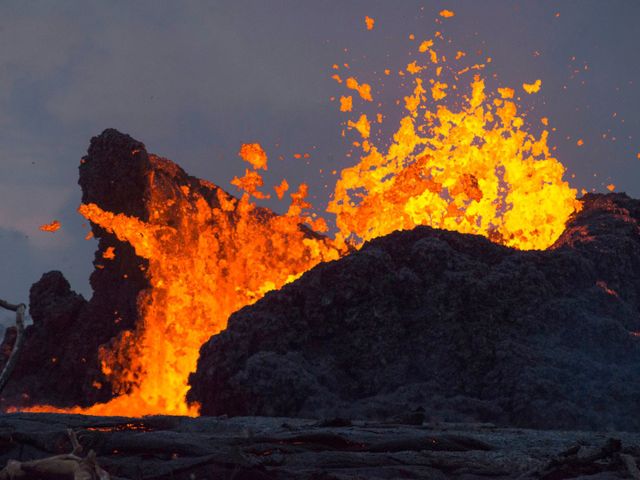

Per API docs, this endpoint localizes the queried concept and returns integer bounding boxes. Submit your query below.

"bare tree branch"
[0,299,24,312]
[0,301,26,394]
[67,429,83,456]
[0,429,111,479]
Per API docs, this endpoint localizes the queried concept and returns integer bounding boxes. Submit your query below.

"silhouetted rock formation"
[0,130,151,408]
[188,193,640,431]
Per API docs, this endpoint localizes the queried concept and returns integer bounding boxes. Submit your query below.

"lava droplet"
[365,16,375,30]
[39,220,61,232]
[522,79,542,94]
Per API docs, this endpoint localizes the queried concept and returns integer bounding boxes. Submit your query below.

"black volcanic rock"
[6,272,90,405]
[188,193,640,431]
[3,413,640,479]
[0,130,153,408]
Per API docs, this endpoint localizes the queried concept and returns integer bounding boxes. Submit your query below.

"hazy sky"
[1,0,639,313]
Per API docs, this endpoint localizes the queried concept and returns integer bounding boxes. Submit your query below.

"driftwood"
[0,299,26,395]
[620,453,640,480]
[516,437,640,480]
[0,429,110,479]
[0,413,639,479]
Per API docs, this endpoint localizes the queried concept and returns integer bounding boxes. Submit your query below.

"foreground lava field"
[1,412,640,479]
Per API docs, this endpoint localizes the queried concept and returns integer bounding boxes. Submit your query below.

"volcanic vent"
[0,125,638,431]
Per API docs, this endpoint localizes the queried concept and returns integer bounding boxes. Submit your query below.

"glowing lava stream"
[21,17,580,416]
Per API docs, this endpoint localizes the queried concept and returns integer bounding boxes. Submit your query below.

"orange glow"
[596,280,618,297]
[607,184,616,192]
[39,220,61,232]
[577,139,584,147]
[439,9,455,18]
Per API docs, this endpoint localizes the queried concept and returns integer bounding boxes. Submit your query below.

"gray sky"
[1,0,639,310]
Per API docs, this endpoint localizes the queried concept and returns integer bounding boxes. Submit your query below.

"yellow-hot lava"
[20,16,579,416]
[330,37,579,251]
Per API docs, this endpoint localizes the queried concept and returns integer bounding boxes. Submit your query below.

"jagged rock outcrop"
[188,193,640,431]
[0,130,151,408]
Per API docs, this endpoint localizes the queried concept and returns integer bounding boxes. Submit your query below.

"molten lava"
[45,153,340,416]
[21,14,579,416]
[329,36,579,251]
[39,220,61,232]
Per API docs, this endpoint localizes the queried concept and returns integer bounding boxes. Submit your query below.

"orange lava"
[19,14,580,417]
[39,220,61,232]
[24,150,343,417]
[365,16,375,30]
[522,79,542,94]
[330,36,579,251]
[345,77,373,102]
